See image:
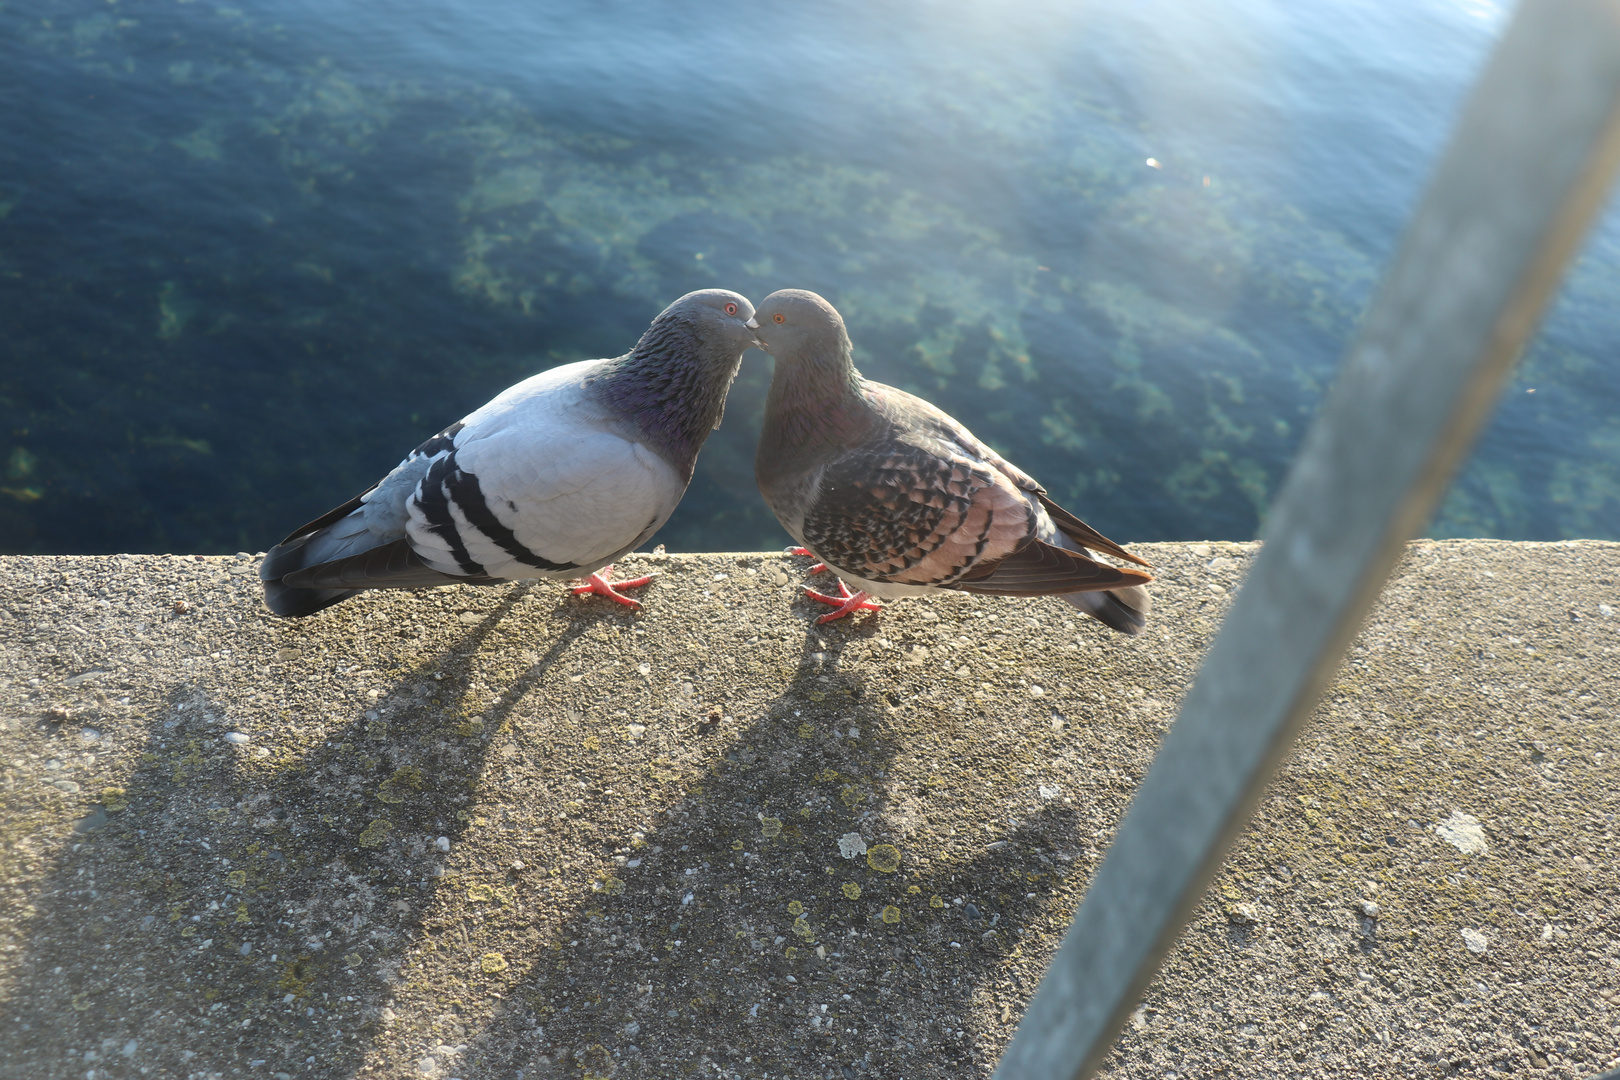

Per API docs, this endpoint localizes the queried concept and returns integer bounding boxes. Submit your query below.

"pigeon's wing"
[402,420,682,580]
[950,537,1152,596]
[867,381,1150,569]
[799,435,1150,595]
[280,537,493,591]
[797,437,1025,588]
[868,383,1046,493]
[1035,493,1151,568]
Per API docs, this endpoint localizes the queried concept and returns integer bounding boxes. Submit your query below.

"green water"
[2,0,1618,556]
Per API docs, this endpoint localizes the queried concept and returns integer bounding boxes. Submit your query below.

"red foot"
[788,546,828,575]
[569,565,654,609]
[804,580,883,624]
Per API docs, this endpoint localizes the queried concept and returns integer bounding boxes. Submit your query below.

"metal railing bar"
[992,1,1620,1077]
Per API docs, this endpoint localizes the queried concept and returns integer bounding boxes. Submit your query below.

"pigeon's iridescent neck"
[760,341,877,464]
[588,314,741,481]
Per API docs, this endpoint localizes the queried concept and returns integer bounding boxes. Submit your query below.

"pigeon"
[752,288,1153,632]
[260,289,760,618]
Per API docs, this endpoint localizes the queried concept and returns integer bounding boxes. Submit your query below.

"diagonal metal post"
[994,2,1620,1077]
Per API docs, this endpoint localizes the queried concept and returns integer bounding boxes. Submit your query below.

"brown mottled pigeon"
[753,289,1152,631]
[261,290,759,618]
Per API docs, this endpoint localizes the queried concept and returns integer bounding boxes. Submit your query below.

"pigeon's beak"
[745,317,759,329]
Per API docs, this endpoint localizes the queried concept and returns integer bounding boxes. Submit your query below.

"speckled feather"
[796,383,1148,594]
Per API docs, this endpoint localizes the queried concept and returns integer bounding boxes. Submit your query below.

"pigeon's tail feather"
[1062,583,1151,635]
[1049,528,1152,635]
[263,579,357,619]
[261,493,419,619]
[281,537,484,591]
[261,495,370,580]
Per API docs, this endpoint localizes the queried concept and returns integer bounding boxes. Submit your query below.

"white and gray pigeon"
[261,289,760,618]
[752,289,1153,632]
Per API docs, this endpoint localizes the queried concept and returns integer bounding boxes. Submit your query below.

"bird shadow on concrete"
[454,621,1095,1080]
[0,581,631,1079]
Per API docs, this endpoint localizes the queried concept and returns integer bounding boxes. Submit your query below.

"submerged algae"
[9,0,1620,556]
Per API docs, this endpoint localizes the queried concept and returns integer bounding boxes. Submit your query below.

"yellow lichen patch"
[455,719,485,737]
[357,819,391,848]
[882,905,902,924]
[235,903,250,925]
[345,952,363,970]
[180,926,196,938]
[377,766,426,804]
[467,883,494,902]
[732,839,744,850]
[907,885,921,895]
[815,768,841,783]
[226,870,247,888]
[839,785,865,809]
[784,946,798,959]
[205,808,229,823]
[930,895,945,908]
[101,787,129,812]
[867,844,902,873]
[70,993,90,1012]
[792,914,813,939]
[592,874,625,896]
[797,722,815,738]
[759,816,783,839]
[171,743,205,784]
[842,882,861,900]
[787,900,804,916]
[583,735,601,751]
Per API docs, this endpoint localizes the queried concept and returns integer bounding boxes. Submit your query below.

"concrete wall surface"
[0,541,1616,1080]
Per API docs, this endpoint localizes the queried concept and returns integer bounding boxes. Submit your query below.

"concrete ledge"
[0,541,1616,1079]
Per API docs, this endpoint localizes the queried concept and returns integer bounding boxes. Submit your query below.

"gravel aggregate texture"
[0,541,1616,1079]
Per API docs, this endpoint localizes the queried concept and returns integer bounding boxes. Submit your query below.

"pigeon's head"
[663,288,761,354]
[751,289,852,363]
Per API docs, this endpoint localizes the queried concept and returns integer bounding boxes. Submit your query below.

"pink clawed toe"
[804,580,883,623]
[788,546,829,576]
[569,565,654,609]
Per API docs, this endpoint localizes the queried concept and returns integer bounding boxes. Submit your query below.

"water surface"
[3,0,1618,556]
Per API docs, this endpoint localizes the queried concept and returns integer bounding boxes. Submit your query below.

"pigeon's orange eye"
[773,313,785,324]
[724,302,737,315]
